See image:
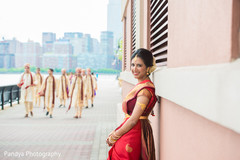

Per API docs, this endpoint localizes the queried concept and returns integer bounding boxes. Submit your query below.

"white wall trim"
[120,59,240,133]
[119,71,138,85]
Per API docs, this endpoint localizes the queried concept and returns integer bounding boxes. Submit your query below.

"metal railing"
[0,85,21,110]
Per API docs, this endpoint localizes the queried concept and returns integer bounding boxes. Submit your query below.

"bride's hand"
[106,131,115,146]
[106,131,120,147]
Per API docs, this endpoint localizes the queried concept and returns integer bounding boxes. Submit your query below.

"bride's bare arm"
[115,95,149,136]
[107,89,151,146]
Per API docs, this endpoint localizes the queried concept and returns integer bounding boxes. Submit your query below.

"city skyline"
[0,0,122,70]
[0,0,109,44]
[0,31,117,70]
[2,31,108,47]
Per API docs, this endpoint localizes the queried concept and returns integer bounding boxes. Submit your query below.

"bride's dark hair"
[131,48,154,68]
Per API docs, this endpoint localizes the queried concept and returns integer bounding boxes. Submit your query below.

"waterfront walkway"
[0,75,122,160]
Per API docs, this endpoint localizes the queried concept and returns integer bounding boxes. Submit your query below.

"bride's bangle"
[109,135,117,144]
[112,132,121,140]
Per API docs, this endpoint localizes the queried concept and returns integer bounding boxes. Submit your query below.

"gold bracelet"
[109,135,117,143]
[112,132,121,139]
[111,135,118,141]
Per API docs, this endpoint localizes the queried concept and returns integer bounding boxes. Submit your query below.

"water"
[0,73,117,87]
[0,73,60,87]
[0,74,22,86]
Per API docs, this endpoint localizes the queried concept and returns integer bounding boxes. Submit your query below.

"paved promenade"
[0,75,122,160]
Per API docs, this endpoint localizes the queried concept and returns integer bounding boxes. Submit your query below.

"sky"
[0,0,108,44]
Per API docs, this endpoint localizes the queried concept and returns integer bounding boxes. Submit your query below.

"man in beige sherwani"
[84,68,97,108]
[34,68,43,107]
[57,68,69,108]
[39,68,56,118]
[17,63,36,118]
[68,72,74,86]
[68,68,84,118]
[81,69,86,78]
[81,69,87,108]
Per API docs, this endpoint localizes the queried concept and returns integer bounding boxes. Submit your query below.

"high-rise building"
[0,41,9,54]
[100,31,113,55]
[0,41,15,68]
[53,40,73,55]
[42,32,56,53]
[5,38,23,68]
[69,38,84,55]
[83,34,93,53]
[42,32,56,44]
[1,38,43,68]
[64,32,83,39]
[42,39,76,71]
[21,41,42,68]
[107,0,122,46]
[92,38,100,54]
[42,54,77,71]
[100,31,114,68]
[63,32,99,55]
[64,32,84,55]
[77,53,108,69]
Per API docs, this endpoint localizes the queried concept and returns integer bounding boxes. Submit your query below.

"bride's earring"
[147,67,150,75]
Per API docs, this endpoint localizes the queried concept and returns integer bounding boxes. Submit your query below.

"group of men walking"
[17,63,97,119]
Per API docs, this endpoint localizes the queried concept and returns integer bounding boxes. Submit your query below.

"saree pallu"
[108,80,157,160]
[108,118,141,160]
[108,118,155,160]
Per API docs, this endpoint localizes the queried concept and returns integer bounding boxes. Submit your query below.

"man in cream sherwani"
[81,69,87,108]
[68,68,84,118]
[84,68,97,108]
[34,68,43,107]
[17,63,36,118]
[57,68,69,108]
[39,68,56,118]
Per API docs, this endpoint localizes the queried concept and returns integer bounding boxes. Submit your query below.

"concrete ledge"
[119,71,138,85]
[120,59,240,133]
[154,59,240,133]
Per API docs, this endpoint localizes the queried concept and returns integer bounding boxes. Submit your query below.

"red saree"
[108,79,157,160]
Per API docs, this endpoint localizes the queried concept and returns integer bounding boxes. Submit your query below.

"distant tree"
[117,39,123,61]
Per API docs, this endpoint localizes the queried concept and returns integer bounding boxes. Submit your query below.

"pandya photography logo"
[3,151,61,158]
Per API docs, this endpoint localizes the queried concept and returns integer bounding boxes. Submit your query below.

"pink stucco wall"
[160,98,240,160]
[168,0,240,68]
[121,0,240,159]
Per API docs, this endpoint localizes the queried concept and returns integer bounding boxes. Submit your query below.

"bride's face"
[131,56,148,80]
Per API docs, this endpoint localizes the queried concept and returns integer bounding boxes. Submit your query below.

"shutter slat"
[150,38,168,51]
[151,29,168,45]
[152,46,167,56]
[150,0,166,21]
[150,0,168,66]
[150,0,160,13]
[155,53,167,60]
[156,61,167,67]
[131,0,137,54]
[150,21,168,38]
[151,4,168,27]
